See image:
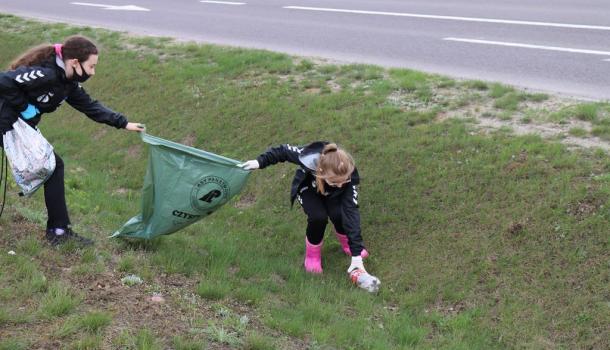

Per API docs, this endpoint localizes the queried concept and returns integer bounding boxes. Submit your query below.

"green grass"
[68,335,103,350]
[494,92,526,111]
[196,278,231,300]
[389,68,430,92]
[569,127,588,137]
[551,102,610,124]
[117,252,137,272]
[114,329,162,350]
[575,103,600,121]
[465,80,488,91]
[0,339,29,350]
[243,333,277,350]
[172,336,206,350]
[489,83,515,98]
[55,311,112,337]
[0,14,608,350]
[525,92,549,102]
[591,125,610,140]
[0,251,47,332]
[38,282,81,319]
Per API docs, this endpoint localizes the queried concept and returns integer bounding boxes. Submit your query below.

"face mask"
[72,61,90,83]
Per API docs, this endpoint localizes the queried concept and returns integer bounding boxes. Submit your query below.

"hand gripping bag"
[2,118,56,197]
[112,131,250,239]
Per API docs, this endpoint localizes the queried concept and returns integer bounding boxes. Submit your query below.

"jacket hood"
[298,141,327,171]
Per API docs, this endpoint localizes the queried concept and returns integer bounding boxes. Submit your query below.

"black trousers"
[44,153,70,229]
[297,186,345,245]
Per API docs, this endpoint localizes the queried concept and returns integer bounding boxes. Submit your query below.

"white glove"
[238,160,260,170]
[347,256,365,274]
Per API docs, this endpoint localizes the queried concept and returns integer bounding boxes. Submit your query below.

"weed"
[205,323,241,346]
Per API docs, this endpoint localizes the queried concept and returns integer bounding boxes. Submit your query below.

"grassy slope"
[0,15,608,349]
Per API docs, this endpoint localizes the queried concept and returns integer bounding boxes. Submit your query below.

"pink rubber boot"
[335,232,369,258]
[304,238,323,274]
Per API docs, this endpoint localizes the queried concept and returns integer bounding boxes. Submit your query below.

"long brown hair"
[9,35,98,69]
[315,143,355,194]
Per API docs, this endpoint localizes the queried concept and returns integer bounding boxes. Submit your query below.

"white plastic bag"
[2,118,55,196]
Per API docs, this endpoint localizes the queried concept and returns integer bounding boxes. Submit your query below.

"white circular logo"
[190,176,229,212]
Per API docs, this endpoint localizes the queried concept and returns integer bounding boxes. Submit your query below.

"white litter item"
[350,268,381,293]
[2,118,55,196]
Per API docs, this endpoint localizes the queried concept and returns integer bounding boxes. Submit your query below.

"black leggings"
[45,153,70,229]
[297,186,345,245]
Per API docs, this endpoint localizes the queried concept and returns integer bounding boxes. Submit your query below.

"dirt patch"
[234,193,256,209]
[0,212,41,245]
[396,83,610,152]
[180,133,197,147]
[426,299,469,318]
[508,222,525,236]
[125,144,142,159]
[112,188,129,196]
[567,196,603,220]
[473,117,610,151]
[92,128,108,141]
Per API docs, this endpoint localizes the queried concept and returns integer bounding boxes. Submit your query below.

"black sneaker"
[46,227,94,247]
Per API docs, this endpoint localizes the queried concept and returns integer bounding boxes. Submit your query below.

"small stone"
[151,294,165,303]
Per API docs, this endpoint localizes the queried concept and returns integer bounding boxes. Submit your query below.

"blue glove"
[20,104,39,120]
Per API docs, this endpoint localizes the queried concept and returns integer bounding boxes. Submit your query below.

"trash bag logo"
[191,176,230,212]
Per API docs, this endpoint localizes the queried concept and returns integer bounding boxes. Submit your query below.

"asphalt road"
[2,0,609,100]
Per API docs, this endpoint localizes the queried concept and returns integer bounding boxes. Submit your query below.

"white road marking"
[283,6,610,31]
[200,1,246,5]
[603,58,610,62]
[71,2,150,11]
[444,37,610,56]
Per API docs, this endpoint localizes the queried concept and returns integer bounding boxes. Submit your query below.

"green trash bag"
[112,132,250,239]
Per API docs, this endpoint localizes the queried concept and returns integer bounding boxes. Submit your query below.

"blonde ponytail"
[315,143,355,194]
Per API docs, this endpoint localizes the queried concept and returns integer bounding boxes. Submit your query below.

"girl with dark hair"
[240,142,380,292]
[0,35,144,246]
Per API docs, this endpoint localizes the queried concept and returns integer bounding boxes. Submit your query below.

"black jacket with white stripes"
[256,141,366,256]
[0,54,128,134]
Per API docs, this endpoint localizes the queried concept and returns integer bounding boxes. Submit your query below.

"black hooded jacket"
[256,141,365,256]
[0,52,128,135]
